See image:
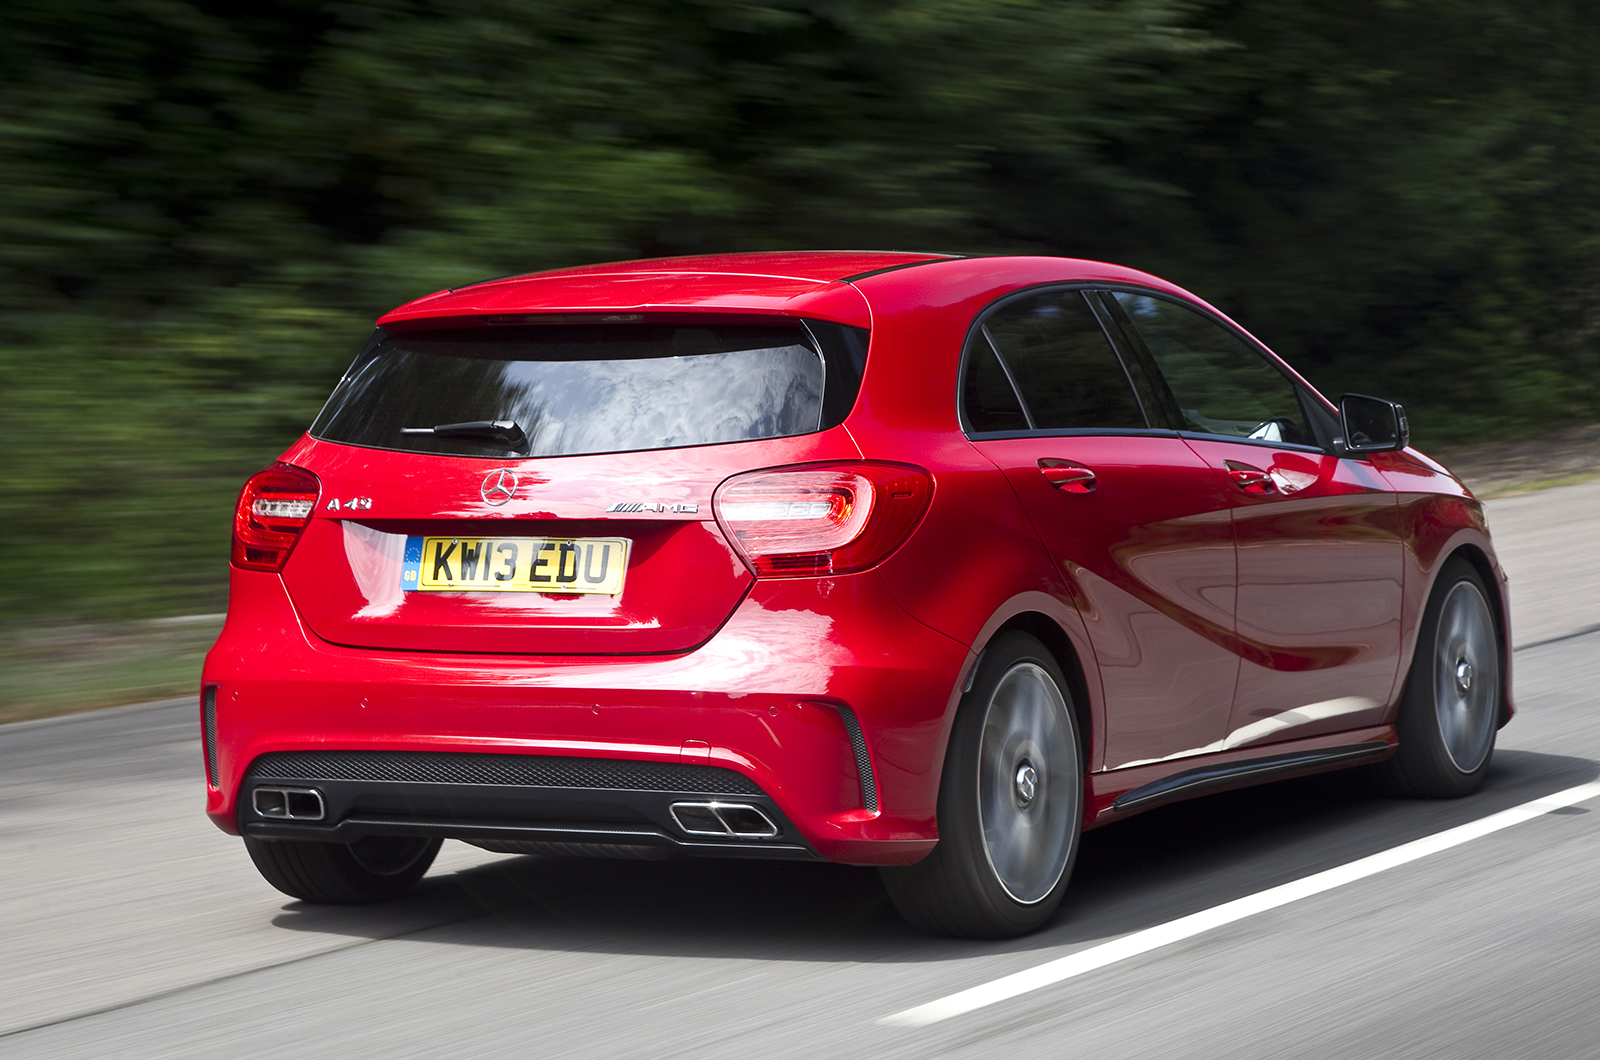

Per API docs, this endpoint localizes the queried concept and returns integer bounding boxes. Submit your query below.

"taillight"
[713,463,932,577]
[231,464,321,572]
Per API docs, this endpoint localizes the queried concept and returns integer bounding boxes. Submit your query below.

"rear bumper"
[203,568,969,865]
[241,750,818,860]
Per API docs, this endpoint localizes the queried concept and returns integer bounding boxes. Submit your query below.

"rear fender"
[861,433,1106,776]
[917,592,1104,836]
[967,593,1100,764]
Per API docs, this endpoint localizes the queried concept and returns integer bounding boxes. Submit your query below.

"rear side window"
[962,340,1030,432]
[962,289,1147,433]
[312,322,862,458]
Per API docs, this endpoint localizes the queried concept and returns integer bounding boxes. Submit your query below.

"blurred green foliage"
[4,0,1600,622]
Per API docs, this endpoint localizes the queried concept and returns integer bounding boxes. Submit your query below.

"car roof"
[455,250,954,285]
[375,251,952,330]
[373,250,1193,332]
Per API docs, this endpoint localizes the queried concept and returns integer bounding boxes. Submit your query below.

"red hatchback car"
[203,251,1509,937]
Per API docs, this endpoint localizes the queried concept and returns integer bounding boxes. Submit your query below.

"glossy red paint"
[273,428,861,655]
[1184,438,1405,747]
[1373,447,1514,722]
[972,434,1240,772]
[376,251,941,331]
[204,250,1510,866]
[207,561,961,863]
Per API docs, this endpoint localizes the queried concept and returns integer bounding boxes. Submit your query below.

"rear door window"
[962,289,1148,433]
[312,322,859,458]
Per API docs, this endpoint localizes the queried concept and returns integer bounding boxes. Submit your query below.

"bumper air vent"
[202,685,219,788]
[833,705,878,812]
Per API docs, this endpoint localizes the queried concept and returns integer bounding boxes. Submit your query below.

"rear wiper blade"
[400,420,529,452]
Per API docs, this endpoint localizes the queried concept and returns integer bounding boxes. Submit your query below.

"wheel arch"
[934,595,1101,809]
[1440,542,1513,728]
[1396,537,1512,730]
[989,611,1095,771]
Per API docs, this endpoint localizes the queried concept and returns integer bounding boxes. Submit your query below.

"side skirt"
[1089,726,1396,824]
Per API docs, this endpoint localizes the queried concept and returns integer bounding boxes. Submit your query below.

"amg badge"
[605,501,698,514]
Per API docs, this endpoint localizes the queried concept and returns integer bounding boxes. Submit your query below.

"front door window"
[1108,292,1311,446]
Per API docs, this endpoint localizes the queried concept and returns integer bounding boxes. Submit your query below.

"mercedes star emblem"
[480,468,519,506]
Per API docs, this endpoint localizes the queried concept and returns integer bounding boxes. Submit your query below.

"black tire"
[1382,557,1502,798]
[244,835,442,904]
[882,632,1083,938]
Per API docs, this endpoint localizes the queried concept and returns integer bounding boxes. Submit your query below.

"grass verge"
[0,615,221,725]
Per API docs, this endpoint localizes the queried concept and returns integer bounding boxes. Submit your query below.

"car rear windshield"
[310,321,868,458]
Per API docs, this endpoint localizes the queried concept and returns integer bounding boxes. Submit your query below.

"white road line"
[881,779,1600,1028]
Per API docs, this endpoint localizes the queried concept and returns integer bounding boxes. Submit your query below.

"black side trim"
[837,256,963,283]
[966,427,1181,442]
[1175,431,1326,455]
[1111,742,1392,812]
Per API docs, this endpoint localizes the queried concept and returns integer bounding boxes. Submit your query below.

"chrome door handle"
[1225,460,1277,494]
[1039,459,1097,493]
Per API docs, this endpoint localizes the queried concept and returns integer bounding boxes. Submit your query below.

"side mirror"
[1338,393,1410,453]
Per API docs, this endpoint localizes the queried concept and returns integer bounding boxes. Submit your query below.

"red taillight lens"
[231,464,321,573]
[713,463,932,577]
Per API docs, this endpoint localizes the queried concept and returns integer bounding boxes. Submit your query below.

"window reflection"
[312,325,826,457]
[1112,293,1309,444]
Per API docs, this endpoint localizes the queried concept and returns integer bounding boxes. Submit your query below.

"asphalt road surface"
[5,479,1600,1058]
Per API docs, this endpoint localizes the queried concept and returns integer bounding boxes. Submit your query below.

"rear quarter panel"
[842,259,1185,774]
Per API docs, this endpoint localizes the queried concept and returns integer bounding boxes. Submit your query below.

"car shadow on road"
[267,748,1597,966]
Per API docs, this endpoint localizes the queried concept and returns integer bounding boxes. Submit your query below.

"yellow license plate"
[402,536,629,594]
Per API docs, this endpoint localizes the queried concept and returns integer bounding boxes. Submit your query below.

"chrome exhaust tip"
[669,801,779,838]
[253,786,326,821]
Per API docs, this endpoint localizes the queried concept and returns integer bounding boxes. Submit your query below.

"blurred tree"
[2,0,1599,620]
[1153,1,1600,436]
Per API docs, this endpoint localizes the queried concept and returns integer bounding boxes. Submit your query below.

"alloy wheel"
[1432,579,1499,773]
[976,662,1079,904]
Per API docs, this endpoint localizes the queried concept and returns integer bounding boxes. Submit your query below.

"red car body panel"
[375,250,941,331]
[206,564,963,863]
[274,428,862,655]
[203,250,1511,862]
[972,434,1241,772]
[1373,447,1513,722]
[1183,438,1406,747]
